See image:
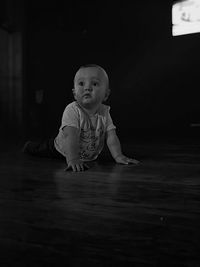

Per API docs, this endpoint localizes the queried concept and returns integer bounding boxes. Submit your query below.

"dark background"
[0,0,200,141]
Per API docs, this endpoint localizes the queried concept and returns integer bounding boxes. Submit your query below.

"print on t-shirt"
[79,124,105,160]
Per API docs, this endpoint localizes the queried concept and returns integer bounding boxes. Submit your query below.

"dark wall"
[25,1,200,139]
[0,0,24,139]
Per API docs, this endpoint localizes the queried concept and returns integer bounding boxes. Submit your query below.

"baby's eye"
[78,81,84,86]
[92,81,99,86]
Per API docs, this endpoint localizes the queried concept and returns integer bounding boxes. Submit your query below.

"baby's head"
[72,64,110,109]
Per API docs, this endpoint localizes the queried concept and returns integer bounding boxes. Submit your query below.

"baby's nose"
[84,85,92,92]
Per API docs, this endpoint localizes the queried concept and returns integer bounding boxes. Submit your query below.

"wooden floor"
[1,135,200,266]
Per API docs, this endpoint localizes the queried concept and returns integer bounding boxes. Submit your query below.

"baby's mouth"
[83,93,92,98]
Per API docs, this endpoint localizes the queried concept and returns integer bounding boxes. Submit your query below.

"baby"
[24,64,139,171]
[54,64,139,171]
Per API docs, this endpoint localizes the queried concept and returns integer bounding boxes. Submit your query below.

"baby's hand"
[115,154,140,165]
[65,158,89,172]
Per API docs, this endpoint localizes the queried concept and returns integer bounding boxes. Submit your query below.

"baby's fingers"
[75,163,90,171]
[117,158,129,165]
[64,164,81,172]
[65,163,89,172]
[127,158,140,165]
[73,163,86,172]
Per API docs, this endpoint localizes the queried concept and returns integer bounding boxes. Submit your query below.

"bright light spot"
[172,0,200,36]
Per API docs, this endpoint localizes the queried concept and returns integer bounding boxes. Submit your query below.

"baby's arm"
[62,126,89,172]
[106,129,139,165]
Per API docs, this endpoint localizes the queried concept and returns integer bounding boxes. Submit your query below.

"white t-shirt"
[54,101,116,161]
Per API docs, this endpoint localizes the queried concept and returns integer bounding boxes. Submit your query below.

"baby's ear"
[72,88,77,100]
[104,88,111,101]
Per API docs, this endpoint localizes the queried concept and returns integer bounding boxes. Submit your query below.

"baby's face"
[73,67,109,109]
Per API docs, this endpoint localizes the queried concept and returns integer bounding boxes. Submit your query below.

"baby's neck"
[78,102,101,116]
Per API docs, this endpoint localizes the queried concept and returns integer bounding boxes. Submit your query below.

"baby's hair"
[74,64,109,88]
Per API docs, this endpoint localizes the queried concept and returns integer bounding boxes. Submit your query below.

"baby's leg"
[23,138,64,159]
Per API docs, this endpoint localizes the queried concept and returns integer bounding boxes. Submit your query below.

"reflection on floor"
[0,136,200,266]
